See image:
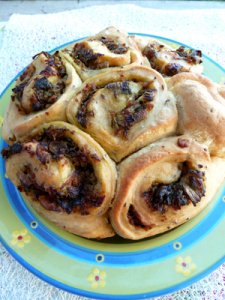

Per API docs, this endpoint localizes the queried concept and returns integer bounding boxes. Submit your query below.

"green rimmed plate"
[0,34,225,299]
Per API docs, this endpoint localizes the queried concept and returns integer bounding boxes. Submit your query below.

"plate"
[0,34,225,299]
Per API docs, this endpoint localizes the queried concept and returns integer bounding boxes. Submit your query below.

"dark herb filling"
[111,88,156,138]
[143,47,158,69]
[143,45,202,76]
[2,143,23,159]
[176,46,202,64]
[100,36,128,54]
[19,64,36,82]
[3,127,104,214]
[31,77,65,112]
[76,81,156,137]
[127,205,152,230]
[71,43,104,70]
[105,81,132,95]
[11,81,29,102]
[70,37,128,70]
[142,162,205,214]
[76,85,97,128]
[44,51,67,78]
[12,52,67,113]
[164,63,183,77]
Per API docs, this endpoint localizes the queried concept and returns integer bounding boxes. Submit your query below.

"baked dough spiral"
[2,122,117,239]
[67,65,177,162]
[61,27,148,81]
[2,27,225,240]
[2,51,82,143]
[110,136,225,240]
[132,36,203,76]
[168,73,225,157]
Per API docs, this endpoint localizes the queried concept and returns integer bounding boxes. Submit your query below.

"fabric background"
[0,4,225,300]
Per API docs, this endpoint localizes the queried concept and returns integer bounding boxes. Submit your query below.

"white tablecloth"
[0,4,225,300]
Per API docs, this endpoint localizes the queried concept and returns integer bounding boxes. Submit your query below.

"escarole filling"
[2,127,105,215]
[68,36,129,70]
[142,161,206,214]
[143,44,202,76]
[127,205,153,230]
[12,52,67,114]
[76,80,157,138]
[127,161,206,229]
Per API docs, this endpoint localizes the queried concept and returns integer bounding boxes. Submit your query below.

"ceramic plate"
[0,34,225,299]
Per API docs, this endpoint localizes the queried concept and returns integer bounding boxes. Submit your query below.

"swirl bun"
[132,35,203,76]
[2,27,225,240]
[168,72,225,157]
[110,136,224,240]
[61,26,148,81]
[67,65,177,161]
[2,122,117,238]
[3,51,82,143]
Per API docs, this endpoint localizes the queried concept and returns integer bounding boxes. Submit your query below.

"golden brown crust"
[168,72,225,157]
[25,199,115,239]
[109,136,225,240]
[2,52,82,143]
[2,28,225,240]
[67,65,178,162]
[4,121,117,239]
[61,27,149,81]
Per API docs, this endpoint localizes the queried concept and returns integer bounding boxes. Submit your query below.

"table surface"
[1,0,225,21]
[0,2,225,300]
